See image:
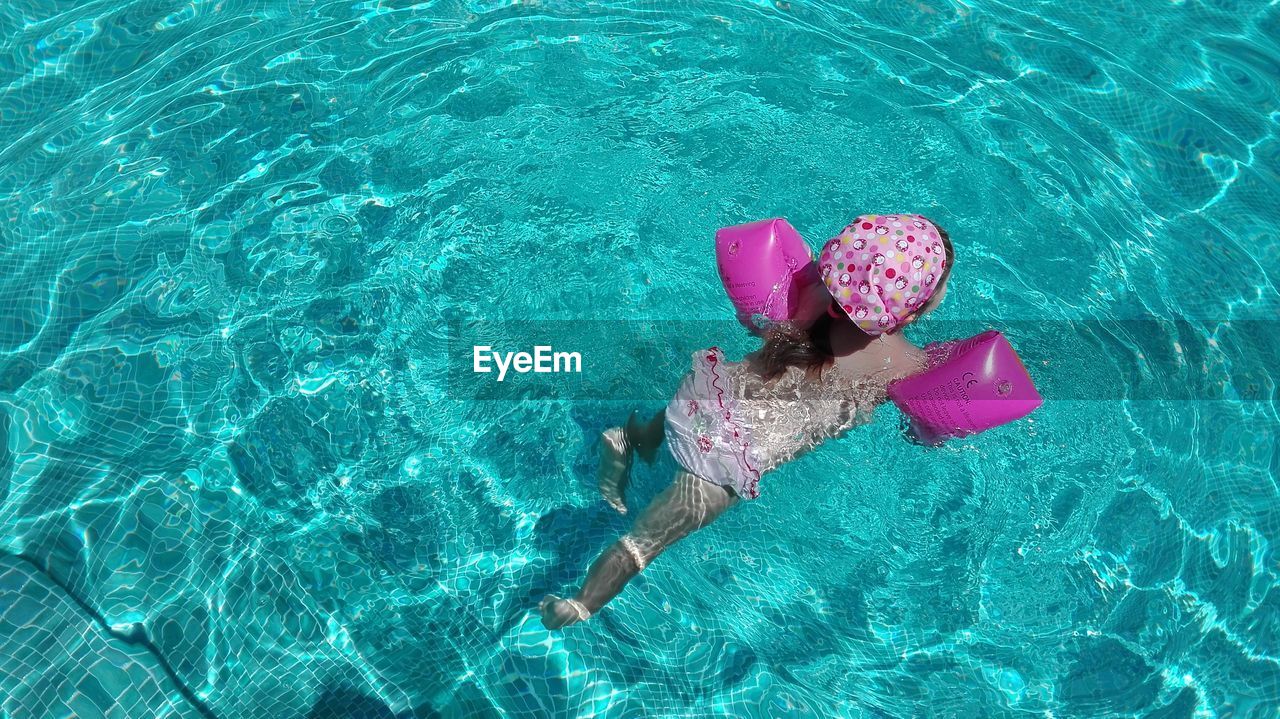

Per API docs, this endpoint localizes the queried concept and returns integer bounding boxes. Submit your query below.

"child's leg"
[627,409,666,463]
[541,471,738,629]
[597,409,667,514]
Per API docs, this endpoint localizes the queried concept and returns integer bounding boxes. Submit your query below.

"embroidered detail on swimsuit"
[703,347,761,498]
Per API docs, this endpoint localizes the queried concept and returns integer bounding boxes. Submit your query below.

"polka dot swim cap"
[818,214,947,336]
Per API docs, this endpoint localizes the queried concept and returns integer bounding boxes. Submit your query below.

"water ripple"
[1,0,1279,717]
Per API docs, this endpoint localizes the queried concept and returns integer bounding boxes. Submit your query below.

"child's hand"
[902,416,947,447]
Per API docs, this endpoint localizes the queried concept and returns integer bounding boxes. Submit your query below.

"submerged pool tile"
[0,556,205,719]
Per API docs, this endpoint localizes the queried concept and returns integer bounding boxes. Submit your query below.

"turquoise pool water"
[1,0,1278,717]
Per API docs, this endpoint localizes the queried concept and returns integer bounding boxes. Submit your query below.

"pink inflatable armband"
[716,218,822,333]
[888,330,1043,441]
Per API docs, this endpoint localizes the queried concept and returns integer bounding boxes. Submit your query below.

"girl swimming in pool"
[539,214,954,629]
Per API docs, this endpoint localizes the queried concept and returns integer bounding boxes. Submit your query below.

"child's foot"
[539,594,592,630]
[597,427,632,514]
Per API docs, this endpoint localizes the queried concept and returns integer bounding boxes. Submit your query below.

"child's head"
[756,215,954,378]
[819,214,952,335]
[897,222,953,327]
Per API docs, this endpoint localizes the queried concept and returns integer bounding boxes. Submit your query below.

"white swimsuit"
[663,347,915,499]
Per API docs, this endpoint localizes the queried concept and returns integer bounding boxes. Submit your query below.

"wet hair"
[756,219,954,380]
[756,313,836,381]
